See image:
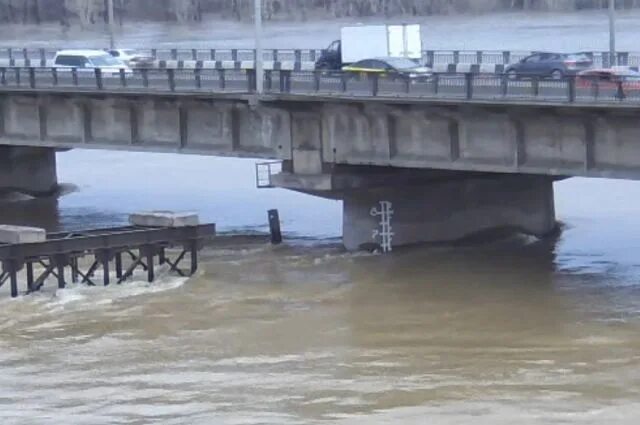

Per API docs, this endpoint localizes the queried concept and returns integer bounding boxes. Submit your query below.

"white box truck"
[316,24,423,70]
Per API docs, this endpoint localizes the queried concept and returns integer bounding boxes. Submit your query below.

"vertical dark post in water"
[6,260,18,298]
[101,250,110,286]
[70,258,78,283]
[55,255,65,289]
[115,252,123,281]
[190,240,198,275]
[268,209,282,245]
[145,246,154,283]
[26,261,34,293]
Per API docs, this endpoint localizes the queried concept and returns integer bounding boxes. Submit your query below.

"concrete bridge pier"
[274,167,556,251]
[0,146,58,195]
[342,175,557,251]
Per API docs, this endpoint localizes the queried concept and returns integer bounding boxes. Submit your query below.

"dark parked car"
[505,52,593,79]
[342,57,431,80]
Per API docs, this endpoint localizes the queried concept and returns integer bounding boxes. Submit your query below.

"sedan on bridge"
[505,52,593,80]
[342,57,432,81]
[108,49,155,68]
[576,68,640,97]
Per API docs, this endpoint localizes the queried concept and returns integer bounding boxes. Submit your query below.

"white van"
[53,49,130,75]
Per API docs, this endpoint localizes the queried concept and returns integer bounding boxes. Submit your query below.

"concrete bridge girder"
[2,93,640,179]
[0,94,292,160]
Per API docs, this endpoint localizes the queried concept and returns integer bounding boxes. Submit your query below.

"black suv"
[505,52,593,79]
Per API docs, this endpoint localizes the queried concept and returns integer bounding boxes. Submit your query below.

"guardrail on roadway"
[0,47,637,68]
[0,67,637,105]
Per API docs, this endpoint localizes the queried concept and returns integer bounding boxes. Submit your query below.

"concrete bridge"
[2,67,640,250]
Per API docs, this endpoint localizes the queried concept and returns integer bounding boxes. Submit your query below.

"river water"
[2,10,640,424]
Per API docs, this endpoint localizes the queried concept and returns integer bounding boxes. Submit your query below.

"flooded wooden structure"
[0,224,216,298]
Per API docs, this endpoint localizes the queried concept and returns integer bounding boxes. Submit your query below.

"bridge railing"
[0,47,635,68]
[1,66,639,104]
[0,67,256,93]
[267,70,638,103]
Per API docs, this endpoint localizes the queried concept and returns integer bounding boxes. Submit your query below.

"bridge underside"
[1,91,640,250]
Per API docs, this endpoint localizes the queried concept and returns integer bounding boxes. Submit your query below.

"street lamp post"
[108,0,115,50]
[254,0,264,94]
[609,0,616,66]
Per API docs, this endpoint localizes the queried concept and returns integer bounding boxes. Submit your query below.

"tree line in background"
[0,0,639,24]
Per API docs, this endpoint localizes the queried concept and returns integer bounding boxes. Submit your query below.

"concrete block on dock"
[0,225,46,244]
[129,211,200,228]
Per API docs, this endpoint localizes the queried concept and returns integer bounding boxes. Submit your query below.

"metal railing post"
[39,48,46,66]
[371,74,379,96]
[619,52,629,66]
[453,50,460,64]
[142,68,149,88]
[0,68,6,86]
[14,68,20,86]
[170,48,178,60]
[532,76,539,97]
[22,48,28,61]
[503,51,511,64]
[247,69,256,93]
[567,76,576,102]
[119,68,126,87]
[151,48,157,59]
[426,50,435,67]
[279,70,291,93]
[340,73,347,92]
[501,74,508,97]
[231,49,238,62]
[294,50,302,71]
[591,80,599,100]
[433,73,440,95]
[272,49,278,62]
[195,68,202,89]
[313,70,320,92]
[404,76,410,94]
[265,70,273,91]
[71,68,78,86]
[465,73,473,99]
[191,49,197,61]
[51,67,58,86]
[616,80,625,100]
[94,68,103,90]
[28,67,36,88]
[218,69,226,90]
[210,49,216,61]
[167,68,176,91]
[476,50,483,64]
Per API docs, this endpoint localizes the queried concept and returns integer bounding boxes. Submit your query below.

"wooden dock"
[0,223,216,298]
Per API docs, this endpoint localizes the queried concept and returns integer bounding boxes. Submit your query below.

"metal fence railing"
[0,47,636,68]
[1,67,638,105]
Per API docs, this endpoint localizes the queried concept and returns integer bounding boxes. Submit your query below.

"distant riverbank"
[0,8,639,52]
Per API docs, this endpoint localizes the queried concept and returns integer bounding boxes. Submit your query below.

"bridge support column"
[342,175,556,251]
[0,146,58,195]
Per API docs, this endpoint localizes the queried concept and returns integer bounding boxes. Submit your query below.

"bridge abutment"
[342,175,556,251]
[0,146,58,195]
